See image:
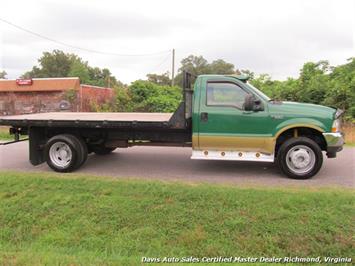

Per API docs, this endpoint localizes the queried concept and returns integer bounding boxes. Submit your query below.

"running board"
[191,150,274,162]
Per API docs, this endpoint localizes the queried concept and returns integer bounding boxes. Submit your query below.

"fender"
[273,119,326,139]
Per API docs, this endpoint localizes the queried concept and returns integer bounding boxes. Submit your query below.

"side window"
[206,82,248,109]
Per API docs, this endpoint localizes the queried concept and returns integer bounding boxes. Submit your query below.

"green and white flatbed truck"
[0,72,344,179]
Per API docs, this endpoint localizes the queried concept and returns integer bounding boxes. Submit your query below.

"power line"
[147,53,172,74]
[0,17,171,57]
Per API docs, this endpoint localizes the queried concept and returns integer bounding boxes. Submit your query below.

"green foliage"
[90,101,115,112]
[250,58,355,118]
[297,61,330,103]
[0,127,26,141]
[0,70,7,79]
[22,50,78,78]
[128,80,181,112]
[22,50,123,88]
[0,171,353,264]
[0,128,12,140]
[350,106,355,118]
[179,55,210,76]
[209,59,235,74]
[88,67,123,88]
[174,55,235,86]
[114,87,133,112]
[68,60,90,84]
[146,72,171,86]
[64,89,77,103]
[110,81,181,113]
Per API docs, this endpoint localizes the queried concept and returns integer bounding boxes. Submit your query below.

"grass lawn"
[0,171,353,265]
[0,127,13,141]
[0,127,26,142]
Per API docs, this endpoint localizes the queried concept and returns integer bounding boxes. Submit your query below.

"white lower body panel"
[191,150,274,162]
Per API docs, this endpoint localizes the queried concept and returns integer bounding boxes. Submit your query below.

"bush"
[251,58,355,117]
[127,80,182,112]
[350,106,355,118]
[114,87,133,112]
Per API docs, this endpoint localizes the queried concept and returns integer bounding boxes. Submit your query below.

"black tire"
[277,137,323,179]
[45,134,85,172]
[74,135,88,167]
[91,146,116,155]
[60,134,88,169]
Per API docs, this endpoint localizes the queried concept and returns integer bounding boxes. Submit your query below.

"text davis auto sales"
[141,256,352,264]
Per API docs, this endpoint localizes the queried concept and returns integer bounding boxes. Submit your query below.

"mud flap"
[29,127,46,165]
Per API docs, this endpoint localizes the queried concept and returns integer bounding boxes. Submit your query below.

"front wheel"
[277,137,323,179]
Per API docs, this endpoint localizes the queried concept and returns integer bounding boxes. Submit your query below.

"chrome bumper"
[322,132,344,153]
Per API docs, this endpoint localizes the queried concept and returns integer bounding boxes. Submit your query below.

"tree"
[174,55,235,87]
[68,60,90,84]
[173,55,209,86]
[0,70,7,79]
[128,80,181,112]
[100,68,121,88]
[22,50,79,78]
[323,58,355,117]
[239,69,255,79]
[114,87,132,112]
[179,55,210,76]
[297,61,331,104]
[209,59,235,74]
[22,50,123,88]
[146,72,171,86]
[249,59,354,118]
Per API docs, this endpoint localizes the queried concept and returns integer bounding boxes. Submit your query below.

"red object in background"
[16,79,33,85]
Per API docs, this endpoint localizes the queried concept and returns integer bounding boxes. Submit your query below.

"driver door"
[197,79,272,154]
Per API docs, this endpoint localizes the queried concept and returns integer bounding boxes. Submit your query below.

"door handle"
[200,112,208,122]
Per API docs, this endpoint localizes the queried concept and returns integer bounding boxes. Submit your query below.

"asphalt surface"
[0,141,354,188]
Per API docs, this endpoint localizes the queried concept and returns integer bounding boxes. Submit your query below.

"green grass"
[0,171,353,265]
[345,142,355,147]
[0,131,12,141]
[0,127,26,141]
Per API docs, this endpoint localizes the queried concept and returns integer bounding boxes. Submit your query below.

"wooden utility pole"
[171,48,175,86]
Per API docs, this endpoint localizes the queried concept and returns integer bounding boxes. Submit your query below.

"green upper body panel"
[268,101,335,134]
[192,75,336,137]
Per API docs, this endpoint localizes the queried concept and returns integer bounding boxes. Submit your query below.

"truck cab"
[191,74,344,179]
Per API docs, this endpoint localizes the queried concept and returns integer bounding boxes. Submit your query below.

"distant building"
[0,77,115,115]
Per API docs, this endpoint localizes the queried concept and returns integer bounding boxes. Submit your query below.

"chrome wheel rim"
[286,145,316,175]
[49,142,72,168]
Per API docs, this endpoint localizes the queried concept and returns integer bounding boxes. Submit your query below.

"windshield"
[245,82,271,101]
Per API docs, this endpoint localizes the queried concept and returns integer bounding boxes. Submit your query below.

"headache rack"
[166,71,195,129]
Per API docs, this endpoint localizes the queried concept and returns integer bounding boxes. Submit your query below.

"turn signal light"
[331,119,341,133]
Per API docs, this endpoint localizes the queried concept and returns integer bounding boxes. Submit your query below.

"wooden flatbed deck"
[0,112,174,128]
[0,112,172,122]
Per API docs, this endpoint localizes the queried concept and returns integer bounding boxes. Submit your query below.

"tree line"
[0,50,354,119]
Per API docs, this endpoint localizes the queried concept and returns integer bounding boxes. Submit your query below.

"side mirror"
[244,94,255,111]
[244,95,264,112]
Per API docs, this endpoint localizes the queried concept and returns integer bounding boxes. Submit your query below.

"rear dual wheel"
[45,134,88,172]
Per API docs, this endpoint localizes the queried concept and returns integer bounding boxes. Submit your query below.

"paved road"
[0,141,354,188]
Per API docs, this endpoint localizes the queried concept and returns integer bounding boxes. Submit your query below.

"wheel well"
[275,127,327,155]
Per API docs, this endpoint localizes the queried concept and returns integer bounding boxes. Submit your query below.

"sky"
[0,0,354,84]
